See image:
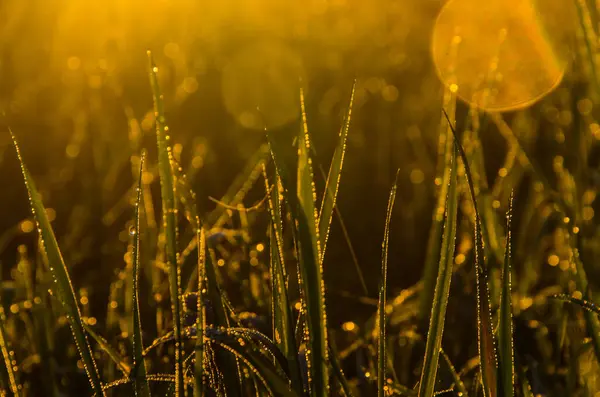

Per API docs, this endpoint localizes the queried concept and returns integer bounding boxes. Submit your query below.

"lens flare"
[432,0,573,112]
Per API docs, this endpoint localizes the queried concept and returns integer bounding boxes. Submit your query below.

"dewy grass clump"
[3,4,600,395]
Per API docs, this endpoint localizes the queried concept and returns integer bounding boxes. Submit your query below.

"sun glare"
[432,0,574,112]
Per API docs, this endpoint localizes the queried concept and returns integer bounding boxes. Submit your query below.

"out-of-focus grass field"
[0,0,599,396]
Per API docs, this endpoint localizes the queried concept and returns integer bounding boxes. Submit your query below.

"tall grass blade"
[318,81,355,263]
[418,92,456,331]
[194,226,206,397]
[439,350,468,397]
[11,131,104,396]
[444,110,497,397]
[0,294,20,396]
[83,322,131,375]
[265,176,303,393]
[498,193,515,397]
[329,339,354,397]
[378,171,399,397]
[147,51,184,396]
[418,145,458,397]
[297,88,328,396]
[266,109,328,396]
[168,134,242,395]
[131,152,150,396]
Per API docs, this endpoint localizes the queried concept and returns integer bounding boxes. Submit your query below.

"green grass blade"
[329,339,354,397]
[266,112,328,396]
[209,337,299,397]
[378,171,399,397]
[194,226,206,397]
[296,88,328,396]
[132,152,150,397]
[297,89,322,261]
[498,193,515,397]
[147,51,184,396]
[318,81,355,263]
[83,322,131,375]
[262,164,303,393]
[0,299,20,396]
[418,145,458,397]
[418,96,456,332]
[444,110,497,397]
[11,132,104,396]
[439,350,468,397]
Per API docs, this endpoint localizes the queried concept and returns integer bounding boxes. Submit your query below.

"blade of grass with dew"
[263,164,303,393]
[329,337,354,397]
[194,226,206,397]
[208,338,299,397]
[418,93,456,333]
[418,144,458,397]
[207,143,270,229]
[498,193,514,397]
[296,88,328,396]
[83,322,131,376]
[318,81,354,263]
[147,52,184,396]
[11,131,104,396]
[0,291,20,396]
[168,142,242,396]
[444,110,498,397]
[378,171,399,397]
[131,152,150,397]
[440,349,468,397]
[266,116,328,396]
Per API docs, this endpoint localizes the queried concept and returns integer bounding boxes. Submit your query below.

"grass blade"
[418,92,456,332]
[147,52,184,396]
[439,350,468,397]
[318,81,355,263]
[11,132,104,396]
[296,88,328,396]
[83,322,131,376]
[418,144,458,397]
[444,110,498,397]
[0,294,21,396]
[194,226,206,397]
[170,160,242,396]
[266,104,328,396]
[378,171,399,397]
[263,165,303,393]
[498,193,515,397]
[131,152,150,396]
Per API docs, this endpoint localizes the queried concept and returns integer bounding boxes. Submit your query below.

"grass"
[3,8,600,396]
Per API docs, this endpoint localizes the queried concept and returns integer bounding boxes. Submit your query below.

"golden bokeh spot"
[342,321,357,332]
[547,254,559,267]
[20,220,34,233]
[222,41,305,130]
[183,77,198,94]
[410,168,425,184]
[46,208,56,222]
[381,85,399,102]
[583,206,595,221]
[432,0,572,112]
[191,156,204,169]
[66,144,80,158]
[66,56,81,71]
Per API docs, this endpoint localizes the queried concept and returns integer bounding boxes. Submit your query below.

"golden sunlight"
[432,0,573,112]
